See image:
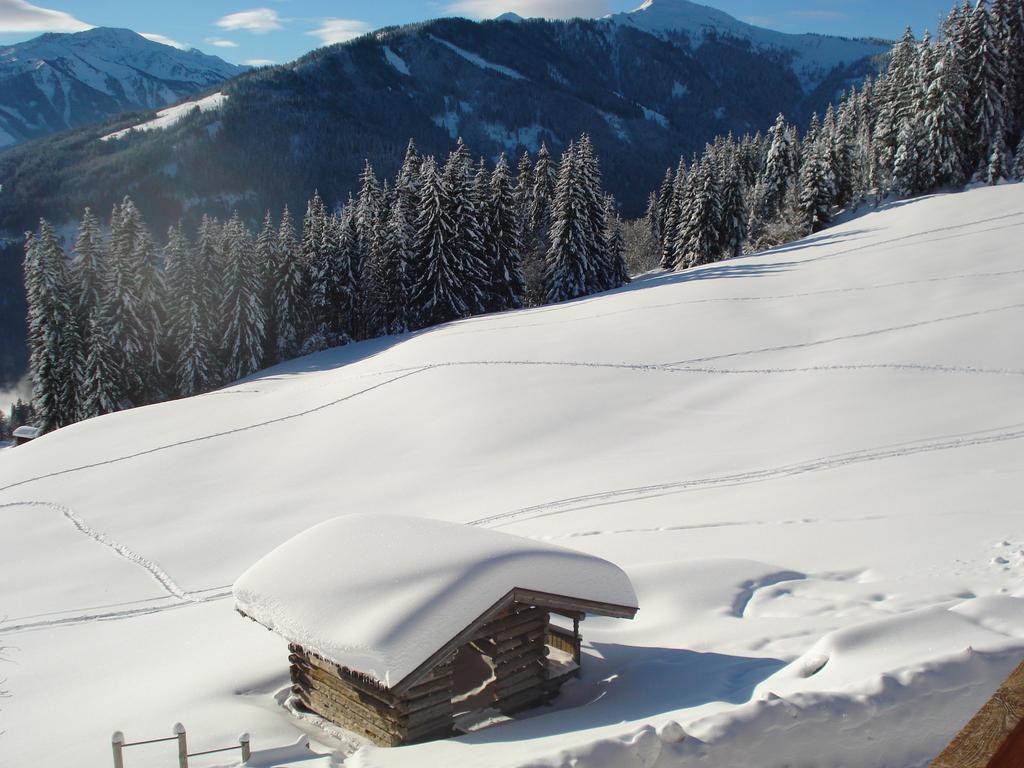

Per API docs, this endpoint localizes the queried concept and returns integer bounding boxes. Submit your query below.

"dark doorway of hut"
[449,611,583,735]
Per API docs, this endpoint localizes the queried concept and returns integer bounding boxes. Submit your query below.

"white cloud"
[0,0,91,33]
[445,0,610,20]
[140,32,188,50]
[244,58,275,66]
[308,18,371,46]
[206,37,239,48]
[215,8,282,34]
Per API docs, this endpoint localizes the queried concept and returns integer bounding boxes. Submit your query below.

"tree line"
[24,135,629,432]
[637,0,1024,272]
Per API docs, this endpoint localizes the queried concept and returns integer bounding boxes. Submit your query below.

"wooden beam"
[512,588,638,619]
[930,660,1024,768]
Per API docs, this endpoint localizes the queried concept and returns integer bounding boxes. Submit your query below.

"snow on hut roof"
[12,425,40,439]
[233,514,638,687]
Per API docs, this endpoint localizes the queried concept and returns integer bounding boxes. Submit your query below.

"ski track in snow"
[4,344,1022,497]
[663,302,1024,366]
[0,501,223,609]
[466,423,1024,527]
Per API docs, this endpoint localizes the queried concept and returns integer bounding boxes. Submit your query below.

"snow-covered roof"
[12,425,40,439]
[233,514,638,688]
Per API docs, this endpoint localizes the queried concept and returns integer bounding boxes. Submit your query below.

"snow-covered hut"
[12,425,40,446]
[234,514,638,746]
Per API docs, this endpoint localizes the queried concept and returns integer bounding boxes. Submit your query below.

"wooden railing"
[930,660,1024,768]
[111,723,250,768]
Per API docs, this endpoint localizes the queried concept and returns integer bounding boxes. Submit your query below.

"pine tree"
[165,224,217,397]
[78,305,122,419]
[71,208,107,323]
[528,142,556,234]
[965,1,1009,176]
[25,222,79,431]
[411,155,475,327]
[220,214,265,381]
[677,160,722,268]
[576,135,611,292]
[485,154,526,311]
[274,206,309,359]
[545,142,590,302]
[106,197,159,406]
[987,108,1011,184]
[1014,137,1024,179]
[924,39,970,187]
[603,195,630,288]
[719,158,747,258]
[798,138,837,233]
[660,159,687,269]
[442,139,488,316]
[366,197,413,335]
[755,114,797,223]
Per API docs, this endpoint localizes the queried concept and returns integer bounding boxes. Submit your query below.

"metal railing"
[111,723,250,768]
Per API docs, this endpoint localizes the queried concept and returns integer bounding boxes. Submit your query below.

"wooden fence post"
[111,731,125,768]
[239,732,251,763]
[174,723,188,768]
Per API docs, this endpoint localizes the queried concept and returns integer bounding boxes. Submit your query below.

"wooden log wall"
[483,605,551,714]
[288,644,454,747]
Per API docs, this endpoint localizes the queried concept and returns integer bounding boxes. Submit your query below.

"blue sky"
[0,0,957,65]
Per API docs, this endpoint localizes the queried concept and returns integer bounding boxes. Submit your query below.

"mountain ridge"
[0,26,246,148]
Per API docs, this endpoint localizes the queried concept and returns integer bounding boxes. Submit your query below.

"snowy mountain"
[0,27,245,148]
[2,184,1023,768]
[609,0,890,91]
[0,8,889,236]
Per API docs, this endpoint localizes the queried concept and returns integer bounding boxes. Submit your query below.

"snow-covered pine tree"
[660,159,687,269]
[893,117,928,196]
[677,160,722,268]
[643,190,661,249]
[576,135,611,292]
[798,136,837,233]
[254,211,281,365]
[442,139,488,316]
[410,154,473,327]
[274,206,309,359]
[996,0,1024,142]
[309,211,346,338]
[78,304,122,419]
[655,167,674,251]
[25,221,79,431]
[485,154,526,312]
[1014,137,1024,179]
[719,156,747,259]
[106,197,162,405]
[924,39,970,187]
[366,195,413,336]
[71,208,107,324]
[219,214,265,381]
[755,114,796,224]
[603,195,630,288]
[986,106,1011,184]
[529,142,556,234]
[545,142,591,302]
[356,161,384,255]
[164,224,217,397]
[965,1,1009,177]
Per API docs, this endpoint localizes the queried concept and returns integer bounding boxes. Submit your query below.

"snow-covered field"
[100,92,227,141]
[2,185,1023,768]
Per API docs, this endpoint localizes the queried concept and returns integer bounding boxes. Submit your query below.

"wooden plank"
[293,667,402,722]
[512,588,638,619]
[930,660,1024,768]
[403,689,453,715]
[403,700,454,729]
[496,673,546,701]
[495,685,550,714]
[495,645,548,672]
[404,675,454,699]
[298,677,403,731]
[496,661,545,690]
[290,647,399,704]
[473,608,547,642]
[294,688,404,746]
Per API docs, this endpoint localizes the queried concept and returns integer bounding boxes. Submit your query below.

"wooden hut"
[234,514,638,746]
[12,425,40,446]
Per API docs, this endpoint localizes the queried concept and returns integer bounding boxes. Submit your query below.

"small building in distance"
[234,514,638,746]
[12,425,40,446]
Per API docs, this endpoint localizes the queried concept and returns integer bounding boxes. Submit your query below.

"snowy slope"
[100,92,228,141]
[2,186,1024,768]
[608,0,890,91]
[0,27,243,148]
